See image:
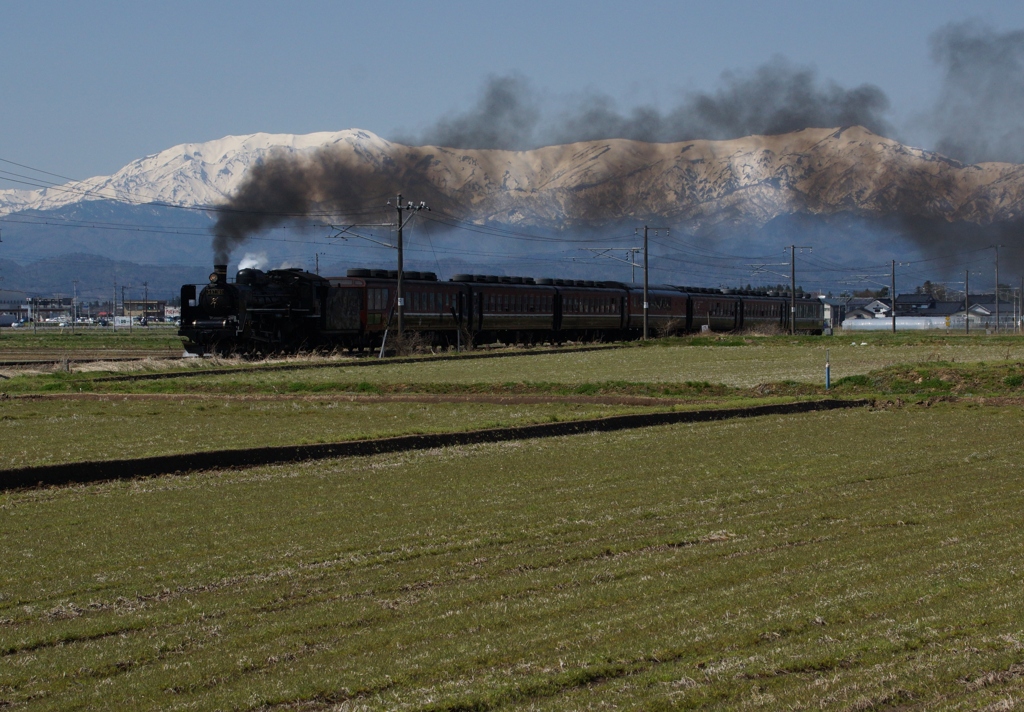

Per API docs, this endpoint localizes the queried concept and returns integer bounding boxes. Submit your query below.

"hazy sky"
[3,0,1024,186]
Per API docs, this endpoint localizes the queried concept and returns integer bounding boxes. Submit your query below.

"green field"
[3,405,1024,709]
[0,325,182,352]
[2,333,1024,709]
[0,396,686,469]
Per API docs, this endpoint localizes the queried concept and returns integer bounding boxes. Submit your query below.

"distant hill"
[3,126,1023,295]
[0,254,208,302]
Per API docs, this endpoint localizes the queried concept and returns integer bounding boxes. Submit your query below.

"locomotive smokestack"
[213,264,228,283]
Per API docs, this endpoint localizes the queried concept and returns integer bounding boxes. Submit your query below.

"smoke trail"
[212,148,448,264]
[929,21,1024,165]
[410,59,893,149]
[420,75,541,150]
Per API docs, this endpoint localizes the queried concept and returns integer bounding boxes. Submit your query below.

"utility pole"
[143,282,149,325]
[965,270,970,335]
[786,245,812,335]
[390,194,430,336]
[113,283,117,331]
[891,260,896,334]
[637,226,670,340]
[72,280,78,335]
[993,245,1001,334]
[122,285,132,335]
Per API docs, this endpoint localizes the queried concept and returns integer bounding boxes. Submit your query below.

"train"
[179,264,824,356]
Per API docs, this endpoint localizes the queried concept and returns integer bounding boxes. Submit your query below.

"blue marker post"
[825,348,831,390]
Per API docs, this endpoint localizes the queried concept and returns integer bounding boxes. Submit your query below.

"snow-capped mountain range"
[0,129,391,216]
[6,126,1024,231]
[3,125,1024,294]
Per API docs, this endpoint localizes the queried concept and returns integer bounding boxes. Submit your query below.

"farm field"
[2,332,1024,709]
[278,335,1023,389]
[2,404,1024,709]
[0,396,684,469]
[4,331,1024,395]
[0,326,183,363]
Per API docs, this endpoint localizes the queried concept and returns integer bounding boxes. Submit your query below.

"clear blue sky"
[3,0,1024,186]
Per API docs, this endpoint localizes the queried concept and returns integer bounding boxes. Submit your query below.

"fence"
[842,315,1021,331]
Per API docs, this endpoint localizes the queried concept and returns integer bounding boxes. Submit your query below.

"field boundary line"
[0,399,867,491]
[88,344,627,382]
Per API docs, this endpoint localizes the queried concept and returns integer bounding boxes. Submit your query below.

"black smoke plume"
[215,61,895,261]
[411,59,893,150]
[415,75,541,151]
[929,21,1024,165]
[212,150,447,265]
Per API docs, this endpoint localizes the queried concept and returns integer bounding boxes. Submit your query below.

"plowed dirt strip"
[0,399,864,490]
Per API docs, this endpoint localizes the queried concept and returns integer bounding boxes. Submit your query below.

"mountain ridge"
[3,127,1024,289]
[7,126,1024,230]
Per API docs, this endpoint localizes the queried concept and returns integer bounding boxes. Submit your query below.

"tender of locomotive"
[179,265,823,356]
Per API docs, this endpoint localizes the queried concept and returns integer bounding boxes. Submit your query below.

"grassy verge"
[2,404,1023,709]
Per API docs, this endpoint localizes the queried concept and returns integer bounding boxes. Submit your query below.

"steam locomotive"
[179,264,823,355]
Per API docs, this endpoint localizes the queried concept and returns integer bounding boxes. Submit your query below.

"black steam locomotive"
[179,264,823,355]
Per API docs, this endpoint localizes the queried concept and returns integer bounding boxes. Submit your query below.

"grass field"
[0,325,182,352]
[3,331,1023,396]
[2,405,1024,709]
[0,396,685,469]
[2,333,1024,709]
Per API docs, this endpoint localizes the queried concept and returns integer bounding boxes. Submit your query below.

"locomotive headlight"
[209,272,220,283]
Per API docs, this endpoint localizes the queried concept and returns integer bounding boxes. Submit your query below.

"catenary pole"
[391,194,429,339]
[396,194,404,335]
[638,227,647,342]
[639,226,670,340]
[787,245,812,335]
